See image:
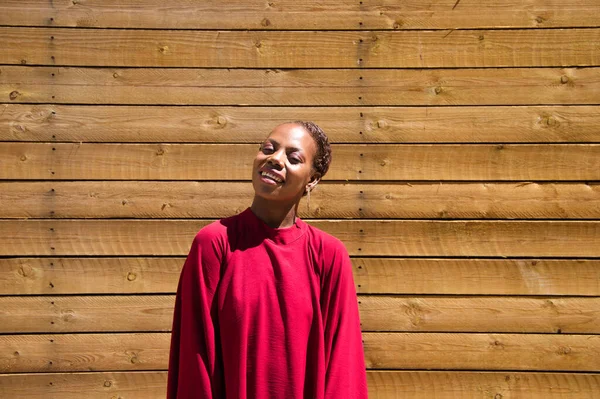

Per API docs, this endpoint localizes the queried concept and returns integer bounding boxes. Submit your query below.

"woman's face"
[252,123,319,203]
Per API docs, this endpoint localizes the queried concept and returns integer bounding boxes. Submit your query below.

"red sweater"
[167,208,368,398]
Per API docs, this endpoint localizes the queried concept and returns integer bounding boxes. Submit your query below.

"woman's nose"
[267,150,285,169]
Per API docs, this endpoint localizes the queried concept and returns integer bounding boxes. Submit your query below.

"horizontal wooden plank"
[0,257,182,295]
[3,27,599,68]
[0,296,175,333]
[2,67,599,106]
[0,220,598,257]
[2,295,600,334]
[353,258,600,296]
[2,0,600,30]
[0,371,168,399]
[366,371,600,399]
[359,296,600,334]
[364,333,600,371]
[0,333,169,372]
[3,258,599,296]
[2,181,598,219]
[1,333,599,372]
[3,143,599,181]
[3,105,600,143]
[2,371,600,399]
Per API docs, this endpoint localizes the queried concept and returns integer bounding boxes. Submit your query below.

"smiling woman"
[167,121,368,399]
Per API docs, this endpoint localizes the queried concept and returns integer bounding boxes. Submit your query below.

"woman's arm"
[167,228,225,399]
[320,242,369,398]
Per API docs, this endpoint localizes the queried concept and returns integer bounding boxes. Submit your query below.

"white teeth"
[261,171,283,182]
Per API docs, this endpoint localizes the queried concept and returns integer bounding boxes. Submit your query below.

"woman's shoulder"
[304,222,349,255]
[192,212,243,245]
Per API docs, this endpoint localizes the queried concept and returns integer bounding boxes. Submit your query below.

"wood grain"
[2,181,598,219]
[3,143,599,181]
[358,296,600,333]
[0,333,169,373]
[0,371,169,399]
[3,105,600,143]
[3,27,599,68]
[3,258,599,296]
[363,333,600,371]
[0,296,175,333]
[352,258,600,296]
[1,333,598,372]
[2,370,599,399]
[2,295,599,334]
[366,370,600,399]
[0,257,183,295]
[2,67,598,106]
[1,0,599,29]
[0,220,598,257]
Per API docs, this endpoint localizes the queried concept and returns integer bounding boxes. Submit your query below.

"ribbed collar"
[240,207,307,245]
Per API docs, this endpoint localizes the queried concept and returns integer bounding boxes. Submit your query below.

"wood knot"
[478,35,485,41]
[495,394,503,399]
[261,18,271,27]
[20,154,28,161]
[255,40,262,48]
[61,310,75,322]
[104,380,112,388]
[535,16,545,24]
[18,264,33,277]
[392,21,401,29]
[377,120,387,128]
[558,346,572,355]
[113,72,119,78]
[545,116,558,127]
[434,86,442,95]
[560,75,569,84]
[156,148,165,156]
[158,45,169,54]
[491,340,505,349]
[127,272,137,281]
[217,116,227,125]
[9,90,20,100]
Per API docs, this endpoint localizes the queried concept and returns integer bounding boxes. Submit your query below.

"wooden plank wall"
[1,0,599,397]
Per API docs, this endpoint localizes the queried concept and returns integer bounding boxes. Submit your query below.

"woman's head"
[251,121,331,204]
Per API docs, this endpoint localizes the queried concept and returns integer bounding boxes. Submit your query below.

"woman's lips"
[258,169,284,184]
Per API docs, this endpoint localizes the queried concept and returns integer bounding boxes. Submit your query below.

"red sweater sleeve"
[320,241,369,398]
[167,227,225,399]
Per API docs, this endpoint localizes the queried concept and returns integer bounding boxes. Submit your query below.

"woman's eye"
[262,146,274,154]
[289,157,301,164]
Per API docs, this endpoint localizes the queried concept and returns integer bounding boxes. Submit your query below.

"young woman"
[167,121,368,398]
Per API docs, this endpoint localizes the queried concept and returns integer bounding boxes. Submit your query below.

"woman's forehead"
[267,124,315,151]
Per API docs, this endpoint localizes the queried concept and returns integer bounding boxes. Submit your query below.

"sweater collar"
[241,207,306,245]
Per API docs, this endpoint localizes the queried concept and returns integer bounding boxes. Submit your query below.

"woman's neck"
[250,197,299,229]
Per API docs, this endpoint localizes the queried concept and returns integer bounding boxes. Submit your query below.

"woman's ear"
[307,172,322,191]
